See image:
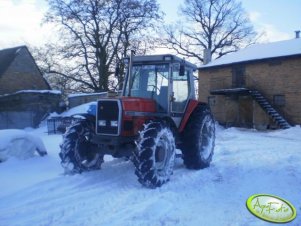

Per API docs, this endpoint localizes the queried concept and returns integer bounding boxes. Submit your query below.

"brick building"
[198,38,301,129]
[0,45,50,95]
[0,46,62,129]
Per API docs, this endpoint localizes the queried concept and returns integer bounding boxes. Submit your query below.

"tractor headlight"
[110,121,118,127]
[98,120,106,126]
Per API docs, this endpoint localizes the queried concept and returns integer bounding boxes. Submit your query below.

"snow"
[15,47,22,54]
[201,38,301,68]
[15,90,62,95]
[48,101,96,118]
[0,90,61,98]
[68,92,107,98]
[0,129,47,162]
[0,125,301,226]
[59,101,96,117]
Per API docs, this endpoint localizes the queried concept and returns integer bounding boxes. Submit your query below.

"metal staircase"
[248,89,291,129]
[210,87,291,129]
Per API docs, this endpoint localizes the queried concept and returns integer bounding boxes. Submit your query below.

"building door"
[232,66,246,88]
[238,97,253,128]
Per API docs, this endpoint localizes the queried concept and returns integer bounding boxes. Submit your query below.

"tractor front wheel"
[182,104,215,169]
[133,121,176,188]
[59,120,103,174]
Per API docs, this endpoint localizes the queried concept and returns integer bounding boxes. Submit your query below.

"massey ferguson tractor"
[59,52,215,188]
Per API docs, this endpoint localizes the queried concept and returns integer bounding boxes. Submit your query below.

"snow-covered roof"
[0,90,61,98]
[15,90,61,95]
[200,38,301,68]
[68,92,107,98]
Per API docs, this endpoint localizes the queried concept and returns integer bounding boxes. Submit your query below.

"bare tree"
[29,44,75,94]
[41,0,162,93]
[163,0,257,64]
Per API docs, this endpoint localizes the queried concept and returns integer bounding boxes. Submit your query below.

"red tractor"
[59,53,215,188]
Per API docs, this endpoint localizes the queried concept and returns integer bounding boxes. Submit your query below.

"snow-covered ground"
[0,125,300,226]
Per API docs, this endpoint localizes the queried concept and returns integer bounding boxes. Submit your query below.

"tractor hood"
[119,97,156,113]
[96,97,157,136]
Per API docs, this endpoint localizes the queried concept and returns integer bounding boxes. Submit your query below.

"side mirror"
[123,57,129,65]
[179,64,185,76]
[114,64,120,77]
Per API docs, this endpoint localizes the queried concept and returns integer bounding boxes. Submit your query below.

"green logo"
[246,194,297,223]
[247,194,297,223]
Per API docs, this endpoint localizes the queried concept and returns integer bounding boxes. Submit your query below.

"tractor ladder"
[248,89,291,129]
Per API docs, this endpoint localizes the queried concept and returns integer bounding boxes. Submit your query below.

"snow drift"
[0,129,47,162]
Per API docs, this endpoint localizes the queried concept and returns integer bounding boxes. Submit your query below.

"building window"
[273,95,285,106]
[208,96,216,106]
[268,59,282,66]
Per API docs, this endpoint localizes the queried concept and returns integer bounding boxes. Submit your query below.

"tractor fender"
[69,113,96,125]
[69,102,97,123]
[178,100,206,132]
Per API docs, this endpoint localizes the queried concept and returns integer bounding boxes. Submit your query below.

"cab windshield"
[125,64,169,111]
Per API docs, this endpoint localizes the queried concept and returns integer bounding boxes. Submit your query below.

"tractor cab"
[123,54,197,126]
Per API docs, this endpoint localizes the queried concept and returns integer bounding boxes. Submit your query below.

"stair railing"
[245,73,292,126]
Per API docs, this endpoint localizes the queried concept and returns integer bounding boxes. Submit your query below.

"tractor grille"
[96,100,121,135]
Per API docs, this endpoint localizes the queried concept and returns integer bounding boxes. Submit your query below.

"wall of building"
[0,92,62,129]
[199,56,301,128]
[0,48,49,95]
[246,57,301,125]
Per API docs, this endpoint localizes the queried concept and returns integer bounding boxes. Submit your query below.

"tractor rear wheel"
[133,121,176,188]
[182,104,215,169]
[59,120,103,174]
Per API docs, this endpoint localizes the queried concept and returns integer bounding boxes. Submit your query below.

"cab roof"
[132,54,197,70]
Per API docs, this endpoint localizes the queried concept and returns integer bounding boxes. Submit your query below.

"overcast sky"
[0,0,300,49]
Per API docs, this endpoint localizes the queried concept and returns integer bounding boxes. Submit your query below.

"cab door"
[170,65,192,126]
